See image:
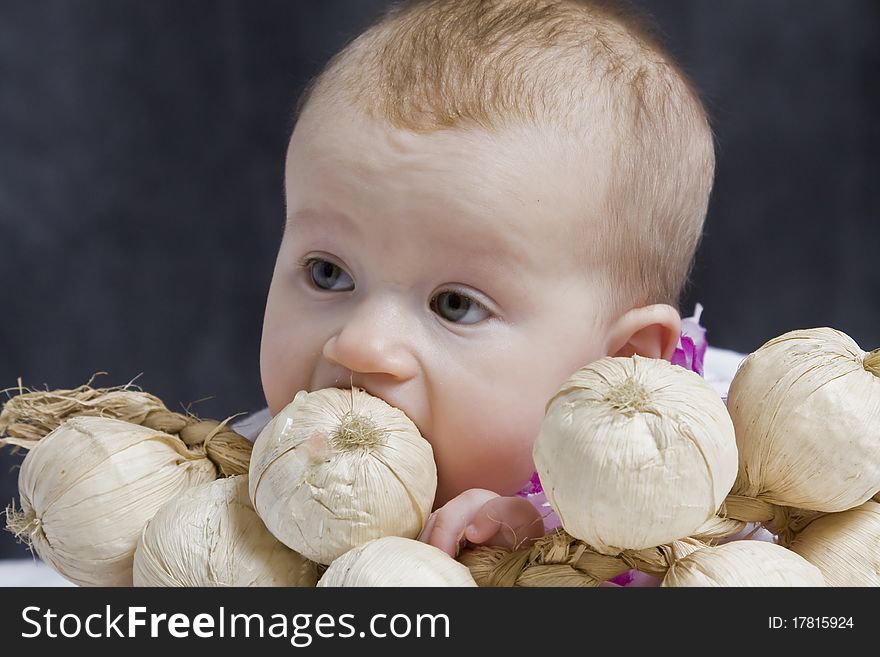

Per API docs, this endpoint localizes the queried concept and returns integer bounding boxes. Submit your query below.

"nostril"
[321,335,339,362]
[322,324,418,382]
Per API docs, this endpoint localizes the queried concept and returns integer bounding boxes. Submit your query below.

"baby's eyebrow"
[285,208,358,235]
[285,205,540,275]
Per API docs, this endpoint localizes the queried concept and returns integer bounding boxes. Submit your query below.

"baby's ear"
[607,304,681,361]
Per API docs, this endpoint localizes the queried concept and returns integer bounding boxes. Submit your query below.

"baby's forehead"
[295,98,608,200]
[289,101,610,268]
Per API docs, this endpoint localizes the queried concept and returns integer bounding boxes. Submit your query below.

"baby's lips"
[335,381,426,434]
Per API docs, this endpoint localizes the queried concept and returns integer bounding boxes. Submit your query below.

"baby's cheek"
[260,332,311,415]
[432,401,541,501]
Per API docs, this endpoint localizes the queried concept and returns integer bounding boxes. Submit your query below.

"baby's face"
[261,102,615,506]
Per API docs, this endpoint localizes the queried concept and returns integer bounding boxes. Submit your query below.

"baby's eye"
[307,258,354,291]
[430,291,490,325]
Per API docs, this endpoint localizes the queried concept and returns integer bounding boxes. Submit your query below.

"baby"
[258,0,714,558]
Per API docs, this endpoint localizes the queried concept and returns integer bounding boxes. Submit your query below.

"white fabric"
[0,345,748,586]
[231,406,273,443]
[0,557,74,587]
[702,345,747,397]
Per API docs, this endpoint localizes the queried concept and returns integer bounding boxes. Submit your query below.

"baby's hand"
[418,488,546,557]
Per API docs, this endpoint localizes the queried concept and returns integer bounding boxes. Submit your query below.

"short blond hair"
[300,0,714,312]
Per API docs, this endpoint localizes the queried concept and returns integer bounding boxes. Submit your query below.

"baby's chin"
[431,475,526,509]
[431,475,479,508]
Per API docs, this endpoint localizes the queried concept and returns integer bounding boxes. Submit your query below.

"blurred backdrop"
[1,0,877,558]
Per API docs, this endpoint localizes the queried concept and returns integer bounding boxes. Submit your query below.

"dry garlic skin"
[13,416,216,587]
[249,388,437,565]
[787,501,880,587]
[662,540,826,587]
[317,536,477,587]
[133,475,317,587]
[534,356,738,555]
[727,328,880,512]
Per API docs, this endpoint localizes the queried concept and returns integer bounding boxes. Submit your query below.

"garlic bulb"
[662,540,826,586]
[317,536,477,587]
[534,356,738,555]
[249,388,437,565]
[727,328,880,512]
[6,416,216,586]
[787,501,880,587]
[133,476,318,587]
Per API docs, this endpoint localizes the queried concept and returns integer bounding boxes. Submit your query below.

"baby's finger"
[463,507,503,545]
[421,489,499,556]
[464,496,544,549]
[417,511,438,542]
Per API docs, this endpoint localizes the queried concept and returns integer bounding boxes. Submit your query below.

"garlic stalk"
[249,388,437,565]
[534,356,738,555]
[5,416,216,586]
[727,328,880,512]
[0,378,253,476]
[133,476,317,587]
[459,528,634,586]
[317,536,477,587]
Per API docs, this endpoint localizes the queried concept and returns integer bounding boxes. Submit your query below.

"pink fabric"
[671,303,708,376]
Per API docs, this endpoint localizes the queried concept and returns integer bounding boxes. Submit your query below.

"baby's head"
[260,0,714,506]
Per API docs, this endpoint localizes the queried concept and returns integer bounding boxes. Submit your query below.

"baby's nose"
[322,301,419,380]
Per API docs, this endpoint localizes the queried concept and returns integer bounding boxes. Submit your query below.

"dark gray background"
[1,1,877,559]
